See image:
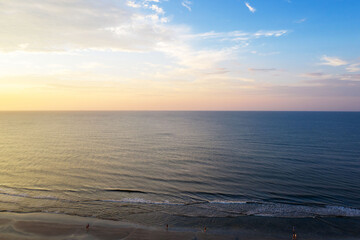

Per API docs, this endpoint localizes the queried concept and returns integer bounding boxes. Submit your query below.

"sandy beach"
[0,212,244,240]
[1,212,360,240]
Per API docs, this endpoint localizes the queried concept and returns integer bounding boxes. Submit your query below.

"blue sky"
[169,0,360,64]
[0,0,359,110]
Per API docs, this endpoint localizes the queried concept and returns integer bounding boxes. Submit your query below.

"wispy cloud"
[192,30,288,41]
[340,73,360,81]
[301,71,360,82]
[250,51,280,56]
[295,18,307,23]
[249,68,277,72]
[182,0,192,12]
[301,72,333,79]
[346,63,360,73]
[269,80,360,100]
[245,2,256,13]
[254,30,288,37]
[302,72,326,77]
[320,55,348,66]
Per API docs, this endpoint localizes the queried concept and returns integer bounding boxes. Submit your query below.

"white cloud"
[127,1,142,8]
[127,0,163,12]
[182,0,192,12]
[0,0,172,53]
[150,4,165,14]
[320,55,348,66]
[245,2,256,13]
[0,0,291,89]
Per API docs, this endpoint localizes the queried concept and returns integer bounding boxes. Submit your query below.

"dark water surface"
[0,112,359,228]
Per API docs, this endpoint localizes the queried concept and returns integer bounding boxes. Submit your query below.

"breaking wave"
[95,198,360,218]
[1,186,360,219]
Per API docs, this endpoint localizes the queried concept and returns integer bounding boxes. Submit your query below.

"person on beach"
[292,226,297,240]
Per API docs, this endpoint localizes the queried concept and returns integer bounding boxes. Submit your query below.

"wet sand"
[1,212,360,240]
[0,212,242,240]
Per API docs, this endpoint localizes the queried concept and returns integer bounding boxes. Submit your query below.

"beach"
[0,212,255,240]
[0,212,360,240]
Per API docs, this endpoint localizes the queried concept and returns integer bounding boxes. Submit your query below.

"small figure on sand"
[86,223,90,231]
[292,226,297,240]
[166,224,168,231]
[204,226,207,233]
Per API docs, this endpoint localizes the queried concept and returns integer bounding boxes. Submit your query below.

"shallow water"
[0,111,359,226]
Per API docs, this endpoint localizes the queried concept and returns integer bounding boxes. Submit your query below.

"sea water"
[0,112,359,230]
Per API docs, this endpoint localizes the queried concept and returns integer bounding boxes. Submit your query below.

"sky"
[0,0,359,111]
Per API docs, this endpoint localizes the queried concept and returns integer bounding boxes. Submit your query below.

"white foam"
[1,186,360,218]
[0,188,69,202]
[96,199,360,217]
[100,198,181,205]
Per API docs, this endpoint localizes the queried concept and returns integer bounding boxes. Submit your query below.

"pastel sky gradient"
[0,0,359,110]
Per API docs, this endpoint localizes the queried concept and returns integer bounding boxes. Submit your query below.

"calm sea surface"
[0,112,359,227]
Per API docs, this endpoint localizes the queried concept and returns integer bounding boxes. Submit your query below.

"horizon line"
[0,110,359,112]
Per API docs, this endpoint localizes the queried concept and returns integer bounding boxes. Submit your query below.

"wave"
[1,187,360,219]
[95,198,360,218]
[201,201,360,218]
[209,200,248,204]
[98,198,181,205]
[104,189,148,194]
[0,188,75,203]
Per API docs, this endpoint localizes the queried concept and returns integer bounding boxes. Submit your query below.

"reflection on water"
[0,112,360,224]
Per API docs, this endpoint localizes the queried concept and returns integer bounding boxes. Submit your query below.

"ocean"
[0,111,360,237]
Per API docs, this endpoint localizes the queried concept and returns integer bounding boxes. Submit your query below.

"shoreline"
[0,212,360,240]
[1,211,280,240]
[0,212,236,240]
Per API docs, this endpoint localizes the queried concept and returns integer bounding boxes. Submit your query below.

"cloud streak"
[346,64,360,73]
[245,2,256,13]
[295,18,307,23]
[249,68,277,72]
[320,55,348,66]
[192,30,288,42]
[182,0,192,12]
